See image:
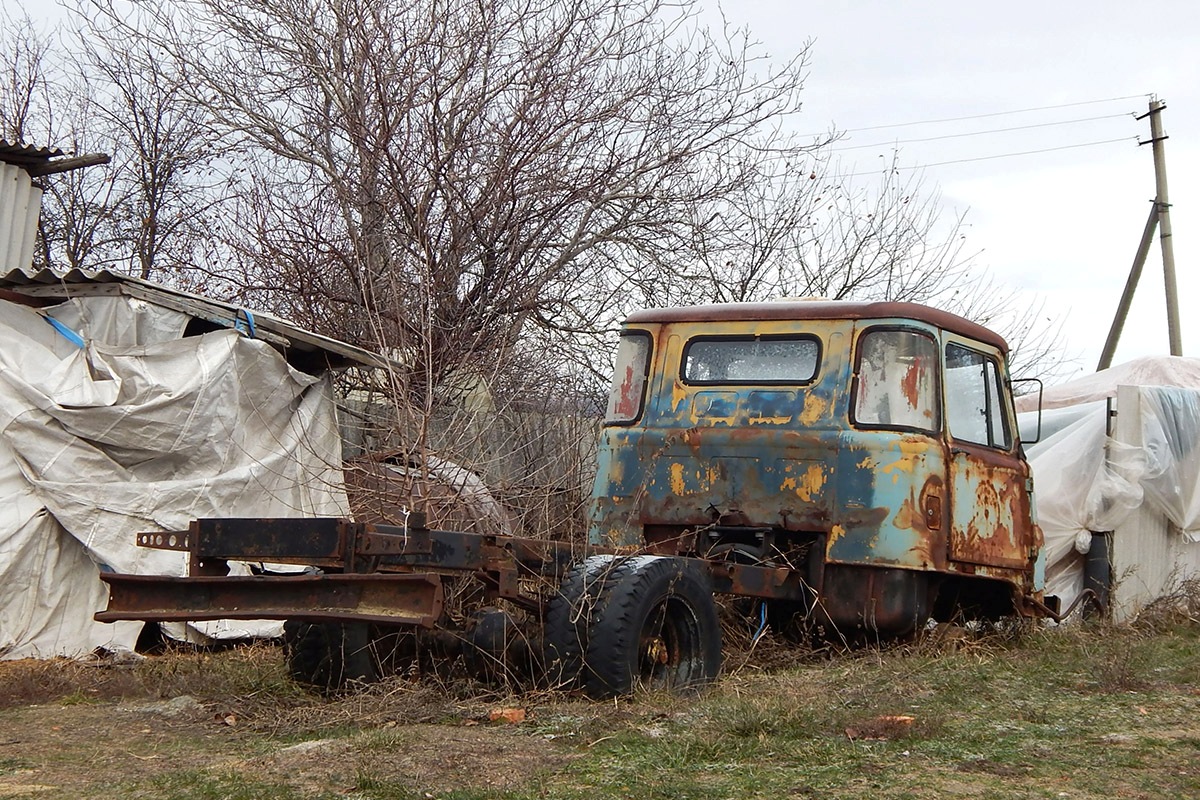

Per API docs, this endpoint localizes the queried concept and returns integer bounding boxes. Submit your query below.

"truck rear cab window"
[605,332,652,423]
[945,343,1012,449]
[682,336,819,384]
[854,329,939,432]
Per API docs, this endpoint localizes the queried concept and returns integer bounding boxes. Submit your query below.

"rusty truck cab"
[589,300,1045,636]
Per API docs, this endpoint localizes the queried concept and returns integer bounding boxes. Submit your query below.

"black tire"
[582,556,722,698]
[543,555,618,689]
[283,620,379,693]
[462,607,538,686]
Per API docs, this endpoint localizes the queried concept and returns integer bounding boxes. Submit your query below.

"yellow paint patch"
[671,379,689,413]
[781,464,826,502]
[669,462,686,496]
[879,455,917,477]
[798,393,829,426]
[749,415,793,425]
[827,524,846,550]
[693,411,737,427]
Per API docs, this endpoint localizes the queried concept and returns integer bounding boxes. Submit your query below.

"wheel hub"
[645,635,669,664]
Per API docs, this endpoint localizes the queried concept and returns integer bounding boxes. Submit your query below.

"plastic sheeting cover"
[1139,387,1200,541]
[1021,361,1200,608]
[0,295,349,659]
[1023,402,1144,601]
[1016,356,1200,412]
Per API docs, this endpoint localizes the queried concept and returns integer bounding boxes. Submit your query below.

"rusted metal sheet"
[96,572,444,626]
[816,564,932,636]
[589,317,954,578]
[589,319,854,547]
[825,432,947,571]
[948,444,1035,569]
[703,562,809,602]
[189,517,350,562]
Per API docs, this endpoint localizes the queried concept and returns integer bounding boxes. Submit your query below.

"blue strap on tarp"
[234,308,257,339]
[45,316,85,349]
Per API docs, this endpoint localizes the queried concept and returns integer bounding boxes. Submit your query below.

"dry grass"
[1135,577,1200,632]
[4,613,1200,799]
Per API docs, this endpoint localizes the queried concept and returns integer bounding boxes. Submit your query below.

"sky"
[5,0,1198,380]
[709,1,1200,378]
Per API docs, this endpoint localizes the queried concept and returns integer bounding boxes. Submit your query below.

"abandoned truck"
[97,300,1058,698]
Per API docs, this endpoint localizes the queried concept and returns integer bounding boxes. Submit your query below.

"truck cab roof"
[623,300,1009,355]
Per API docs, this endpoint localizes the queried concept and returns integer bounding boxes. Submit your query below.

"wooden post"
[1098,202,1158,370]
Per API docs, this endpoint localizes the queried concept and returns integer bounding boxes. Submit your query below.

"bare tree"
[85,0,823,390]
[0,14,109,270]
[73,21,219,282]
[0,11,216,282]
[0,14,55,145]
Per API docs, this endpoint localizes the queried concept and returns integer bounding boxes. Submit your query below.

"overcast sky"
[711,1,1200,377]
[6,0,1198,379]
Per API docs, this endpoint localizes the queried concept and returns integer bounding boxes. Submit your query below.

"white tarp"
[0,294,349,659]
[1016,356,1200,412]
[1020,357,1200,608]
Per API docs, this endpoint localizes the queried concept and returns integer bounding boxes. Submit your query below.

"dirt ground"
[0,702,573,797]
[0,650,597,798]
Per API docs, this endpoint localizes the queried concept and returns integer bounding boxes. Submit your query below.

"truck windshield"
[683,336,819,384]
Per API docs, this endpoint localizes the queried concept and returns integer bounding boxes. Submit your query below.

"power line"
[834,112,1134,153]
[804,94,1150,138]
[838,136,1138,178]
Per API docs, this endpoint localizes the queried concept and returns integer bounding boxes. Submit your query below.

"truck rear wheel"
[544,555,618,689]
[283,620,380,692]
[463,607,539,686]
[582,556,721,698]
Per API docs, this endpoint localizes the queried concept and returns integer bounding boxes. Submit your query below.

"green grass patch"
[119,769,326,800]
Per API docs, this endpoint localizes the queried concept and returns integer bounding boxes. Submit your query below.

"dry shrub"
[1134,578,1200,633]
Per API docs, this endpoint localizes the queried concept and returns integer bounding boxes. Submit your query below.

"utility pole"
[1149,98,1183,357]
[1097,96,1182,370]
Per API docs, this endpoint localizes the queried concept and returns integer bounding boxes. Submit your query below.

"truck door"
[834,326,946,570]
[943,339,1032,569]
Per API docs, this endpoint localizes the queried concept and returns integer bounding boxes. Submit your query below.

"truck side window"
[605,333,651,423]
[854,329,939,432]
[944,343,1012,449]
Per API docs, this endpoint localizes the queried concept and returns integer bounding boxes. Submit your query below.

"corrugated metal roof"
[0,267,393,372]
[0,164,42,275]
[0,140,64,169]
